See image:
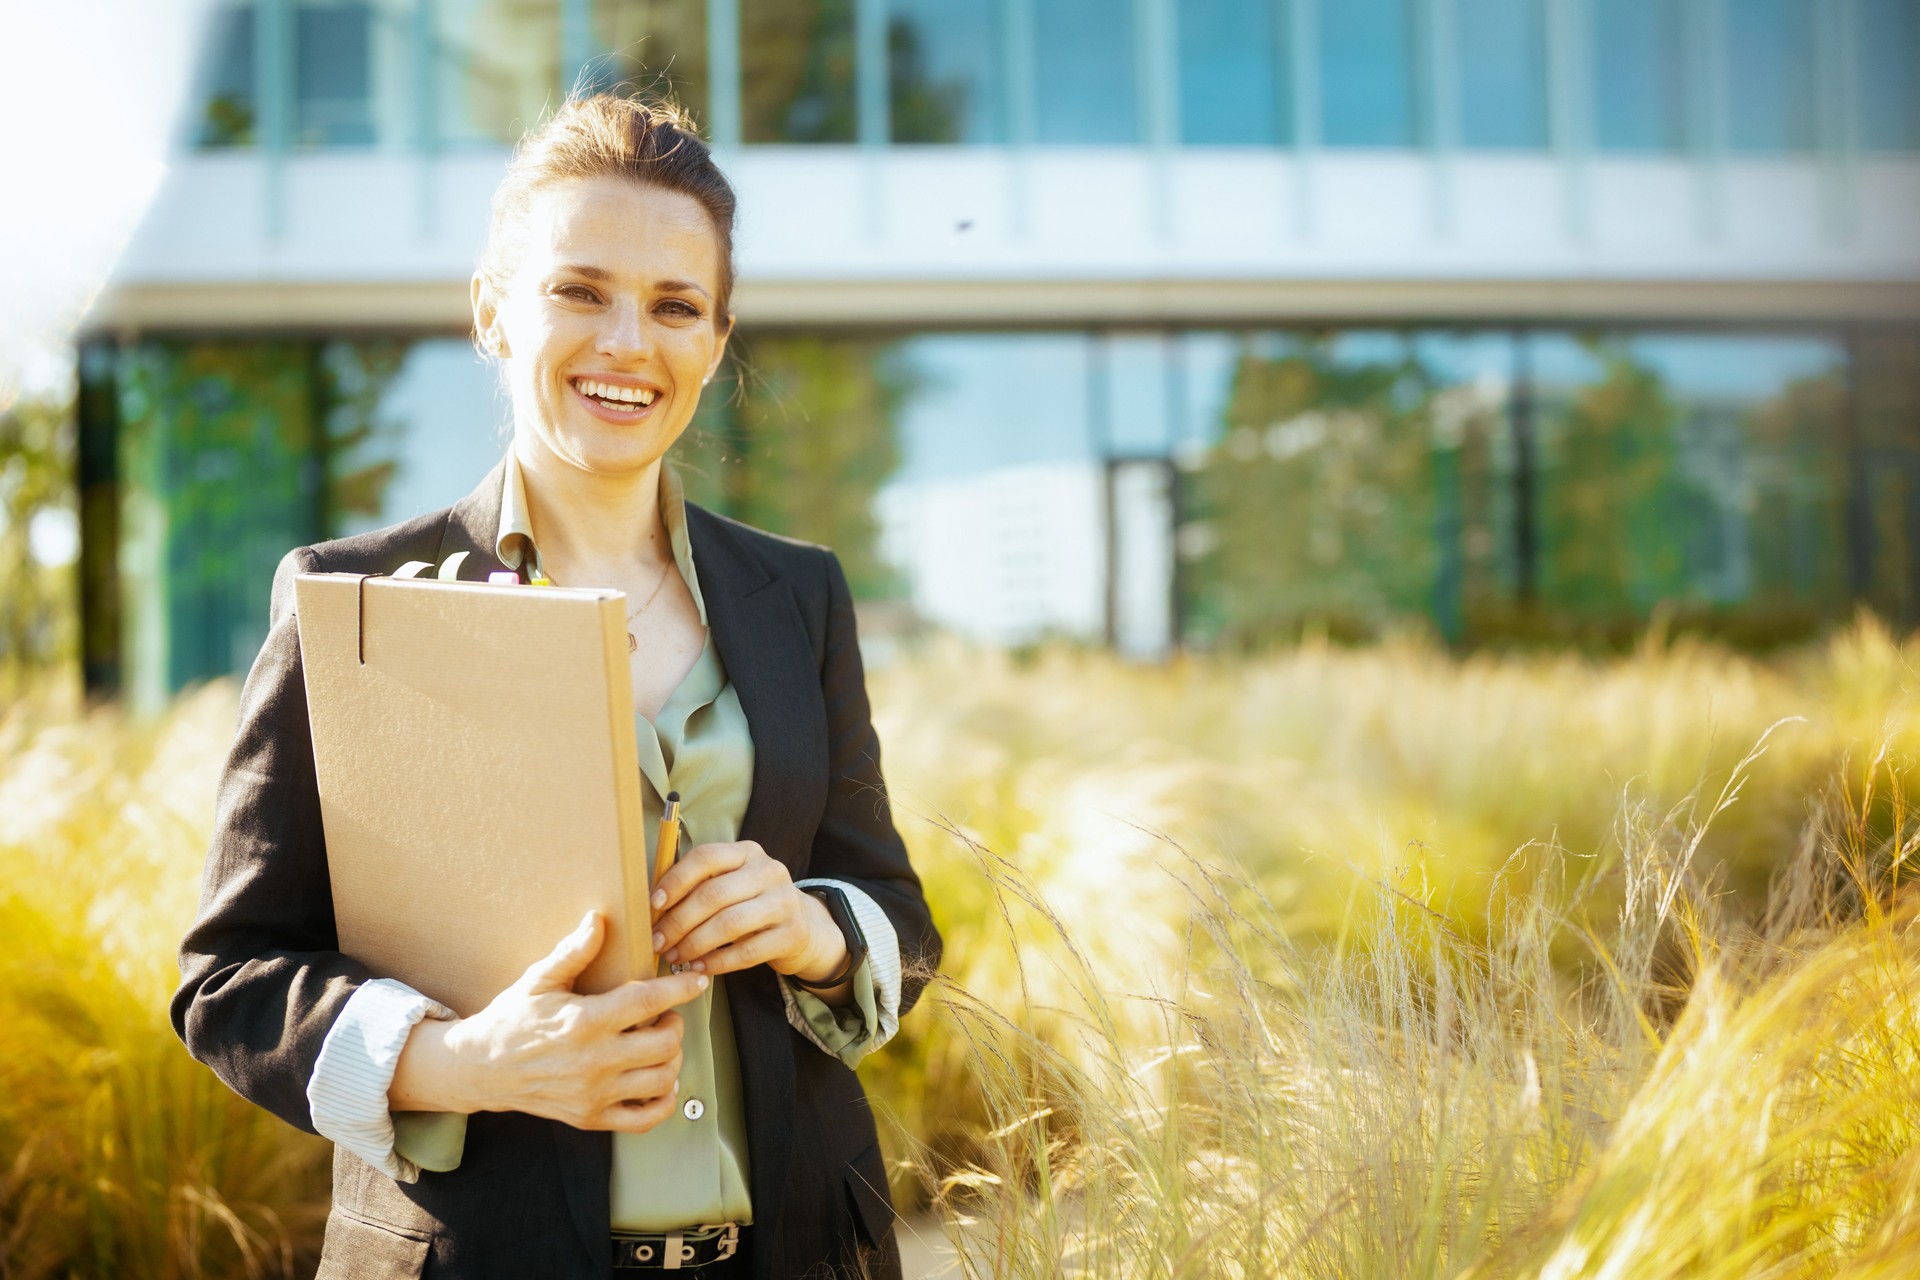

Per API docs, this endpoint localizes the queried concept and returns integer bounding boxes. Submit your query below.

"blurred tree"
[678,336,909,599]
[318,339,410,533]
[1536,342,1709,621]
[1183,335,1464,645]
[887,17,967,143]
[0,390,78,690]
[117,342,323,695]
[741,0,856,142]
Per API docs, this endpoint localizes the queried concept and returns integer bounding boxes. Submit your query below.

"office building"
[79,0,1920,705]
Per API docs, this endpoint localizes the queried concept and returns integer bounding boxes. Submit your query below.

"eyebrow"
[552,265,712,301]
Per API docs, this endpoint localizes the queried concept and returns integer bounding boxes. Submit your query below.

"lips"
[569,375,662,421]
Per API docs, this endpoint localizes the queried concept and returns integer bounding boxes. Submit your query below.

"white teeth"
[576,379,657,407]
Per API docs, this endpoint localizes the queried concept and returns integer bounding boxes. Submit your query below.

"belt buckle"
[612,1224,740,1270]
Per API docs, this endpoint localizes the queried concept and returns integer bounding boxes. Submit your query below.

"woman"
[171,94,941,1279]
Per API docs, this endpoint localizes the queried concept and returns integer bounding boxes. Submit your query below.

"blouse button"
[683,1097,706,1121]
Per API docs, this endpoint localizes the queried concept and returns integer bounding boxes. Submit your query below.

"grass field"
[3,622,1918,1277]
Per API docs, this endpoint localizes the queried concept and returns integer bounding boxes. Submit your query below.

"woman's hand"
[650,840,849,991]
[391,912,708,1133]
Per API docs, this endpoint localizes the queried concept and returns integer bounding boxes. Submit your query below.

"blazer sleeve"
[170,546,381,1133]
[808,549,943,1019]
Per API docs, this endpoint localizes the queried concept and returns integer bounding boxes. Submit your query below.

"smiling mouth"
[571,377,659,413]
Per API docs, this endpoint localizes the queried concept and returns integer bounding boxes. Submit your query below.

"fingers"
[651,840,757,919]
[668,898,789,968]
[594,1085,681,1134]
[588,972,708,1033]
[518,911,606,994]
[682,925,793,977]
[652,845,790,958]
[609,1056,683,1103]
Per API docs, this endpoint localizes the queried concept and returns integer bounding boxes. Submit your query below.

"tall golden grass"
[2,622,1918,1276]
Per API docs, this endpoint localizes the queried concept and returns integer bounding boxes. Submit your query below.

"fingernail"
[691,960,706,972]
[695,974,709,990]
[652,889,666,910]
[653,932,665,952]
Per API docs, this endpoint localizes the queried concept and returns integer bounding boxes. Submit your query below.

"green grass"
[4,622,1919,1276]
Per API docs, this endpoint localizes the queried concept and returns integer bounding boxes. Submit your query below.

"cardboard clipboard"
[294,571,652,1017]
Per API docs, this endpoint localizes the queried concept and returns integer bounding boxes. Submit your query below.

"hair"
[477,93,738,324]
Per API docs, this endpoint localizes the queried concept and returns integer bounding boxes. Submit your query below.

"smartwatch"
[789,885,869,991]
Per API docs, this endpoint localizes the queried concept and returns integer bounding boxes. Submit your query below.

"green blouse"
[390,452,881,1232]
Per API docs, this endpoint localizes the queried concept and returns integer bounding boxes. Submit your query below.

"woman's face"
[474,175,732,477]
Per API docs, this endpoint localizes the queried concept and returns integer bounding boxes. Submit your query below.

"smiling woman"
[171,94,940,1280]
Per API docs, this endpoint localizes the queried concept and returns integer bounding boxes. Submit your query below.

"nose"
[597,296,652,363]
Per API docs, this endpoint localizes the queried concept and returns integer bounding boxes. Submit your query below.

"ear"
[471,272,510,358]
[704,312,736,385]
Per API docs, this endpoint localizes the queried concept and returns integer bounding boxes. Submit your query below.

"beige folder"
[294,572,652,1017]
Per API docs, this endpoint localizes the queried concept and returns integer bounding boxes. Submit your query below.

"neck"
[511,433,673,578]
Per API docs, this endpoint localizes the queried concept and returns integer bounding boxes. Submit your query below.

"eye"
[555,284,602,303]
[657,298,703,319]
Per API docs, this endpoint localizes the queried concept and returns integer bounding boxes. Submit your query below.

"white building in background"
[878,462,1106,648]
[76,0,1920,700]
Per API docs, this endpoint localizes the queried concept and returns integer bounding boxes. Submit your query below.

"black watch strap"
[790,885,869,991]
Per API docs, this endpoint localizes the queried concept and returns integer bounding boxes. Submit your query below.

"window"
[194,3,257,148]
[1177,0,1287,146]
[888,0,1002,143]
[585,0,710,127]
[741,0,857,142]
[1320,0,1416,147]
[1456,0,1547,149]
[435,0,564,146]
[1858,0,1920,152]
[1727,0,1819,153]
[1592,0,1688,152]
[296,2,376,146]
[1032,0,1137,144]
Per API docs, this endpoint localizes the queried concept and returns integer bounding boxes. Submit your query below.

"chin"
[554,417,678,475]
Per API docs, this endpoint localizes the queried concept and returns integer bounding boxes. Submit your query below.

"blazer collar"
[433,455,514,581]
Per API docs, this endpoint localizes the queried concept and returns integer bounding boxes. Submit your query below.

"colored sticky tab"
[488,571,519,585]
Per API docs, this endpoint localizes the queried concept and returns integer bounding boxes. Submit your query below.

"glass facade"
[1318,0,1417,147]
[888,0,1002,143]
[1031,0,1137,144]
[1727,0,1820,154]
[188,0,1919,155]
[1592,0,1688,153]
[1456,0,1547,150]
[1860,0,1920,152]
[740,0,856,143]
[79,326,1920,696]
[1177,0,1287,146]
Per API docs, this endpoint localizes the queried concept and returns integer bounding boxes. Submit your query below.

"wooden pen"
[654,790,682,975]
[655,789,682,887]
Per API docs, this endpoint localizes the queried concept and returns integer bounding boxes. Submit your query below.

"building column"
[256,0,293,239]
[76,341,123,700]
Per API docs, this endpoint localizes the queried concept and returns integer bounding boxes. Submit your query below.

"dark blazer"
[171,457,942,1279]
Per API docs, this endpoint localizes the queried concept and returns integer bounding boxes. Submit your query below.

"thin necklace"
[625,561,675,653]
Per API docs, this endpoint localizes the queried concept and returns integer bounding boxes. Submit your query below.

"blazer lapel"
[432,455,514,581]
[687,503,819,1275]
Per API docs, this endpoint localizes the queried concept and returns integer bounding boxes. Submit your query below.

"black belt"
[611,1224,743,1270]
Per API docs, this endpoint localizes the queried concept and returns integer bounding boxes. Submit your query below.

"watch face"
[802,887,868,983]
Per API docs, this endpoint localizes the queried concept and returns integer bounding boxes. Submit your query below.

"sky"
[0,0,209,407]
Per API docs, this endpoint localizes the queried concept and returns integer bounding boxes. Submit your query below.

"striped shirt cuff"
[780,879,901,1065]
[308,978,455,1184]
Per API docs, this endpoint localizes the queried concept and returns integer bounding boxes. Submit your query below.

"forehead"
[519,175,721,288]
